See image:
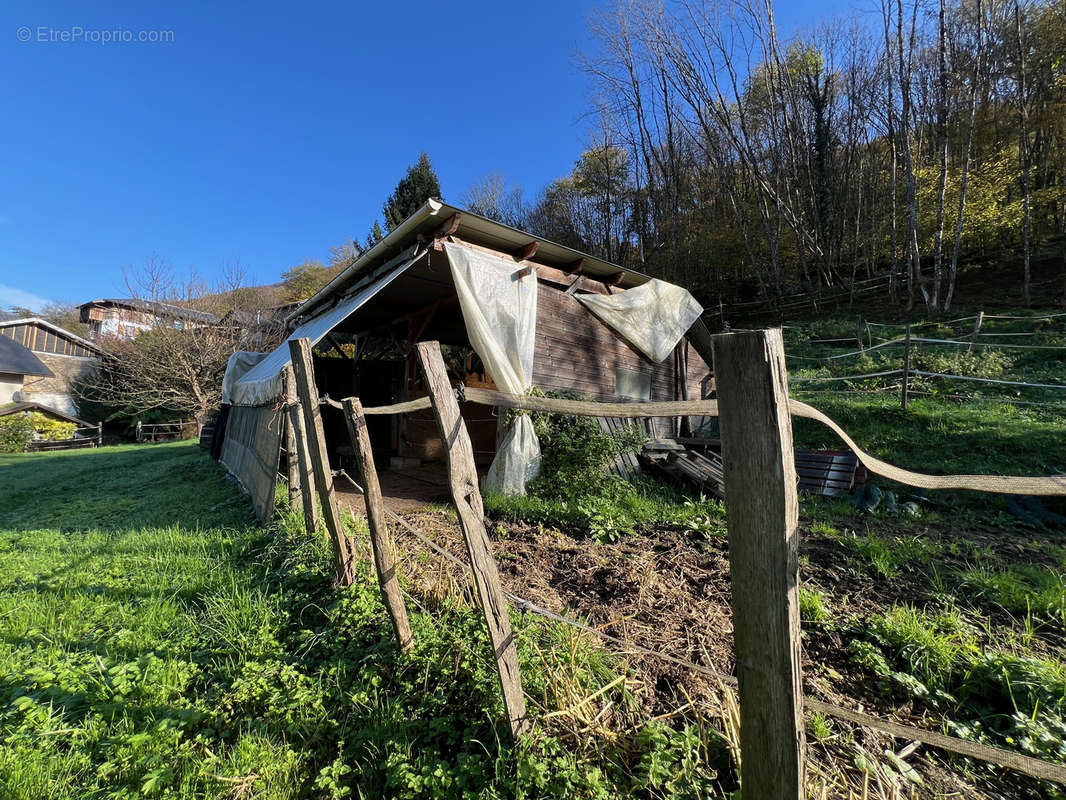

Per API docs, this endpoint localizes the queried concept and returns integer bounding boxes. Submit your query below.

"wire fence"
[786,311,1066,413]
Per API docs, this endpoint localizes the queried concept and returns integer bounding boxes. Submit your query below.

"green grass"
[0,442,730,799]
[838,530,944,580]
[786,312,1066,481]
[847,605,1066,763]
[485,477,726,543]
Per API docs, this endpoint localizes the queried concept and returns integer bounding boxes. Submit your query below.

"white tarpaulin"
[444,241,540,495]
[221,351,270,404]
[577,278,703,363]
[226,254,419,406]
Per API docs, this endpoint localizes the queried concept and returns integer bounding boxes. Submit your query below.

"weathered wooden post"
[282,367,302,508]
[288,338,356,586]
[96,421,103,447]
[901,323,912,411]
[968,310,985,353]
[416,340,529,738]
[284,363,319,535]
[711,328,805,800]
[135,420,143,442]
[342,398,414,652]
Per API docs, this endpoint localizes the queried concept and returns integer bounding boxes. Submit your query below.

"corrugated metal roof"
[0,336,54,377]
[291,200,653,323]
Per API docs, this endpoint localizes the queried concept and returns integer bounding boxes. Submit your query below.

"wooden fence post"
[416,340,529,738]
[282,367,302,507]
[288,338,356,586]
[901,323,912,411]
[969,310,985,353]
[711,328,805,800]
[96,421,103,447]
[342,398,414,652]
[136,420,142,442]
[283,365,318,533]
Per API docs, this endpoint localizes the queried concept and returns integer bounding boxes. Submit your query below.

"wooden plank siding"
[0,322,97,358]
[393,279,712,466]
[532,283,711,440]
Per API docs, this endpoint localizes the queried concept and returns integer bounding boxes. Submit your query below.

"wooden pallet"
[597,417,645,480]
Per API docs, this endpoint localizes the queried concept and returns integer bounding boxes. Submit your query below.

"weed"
[839,531,942,579]
[806,711,834,741]
[800,587,832,623]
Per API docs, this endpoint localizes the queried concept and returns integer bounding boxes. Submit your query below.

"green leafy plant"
[0,415,35,453]
[28,412,76,441]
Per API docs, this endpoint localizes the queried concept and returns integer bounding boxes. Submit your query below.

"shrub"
[527,393,646,500]
[29,412,76,441]
[0,414,35,453]
[915,347,1013,380]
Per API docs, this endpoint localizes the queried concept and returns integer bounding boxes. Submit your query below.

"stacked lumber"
[641,440,726,499]
[25,437,95,452]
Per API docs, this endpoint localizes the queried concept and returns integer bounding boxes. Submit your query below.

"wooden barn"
[0,317,102,418]
[217,200,715,520]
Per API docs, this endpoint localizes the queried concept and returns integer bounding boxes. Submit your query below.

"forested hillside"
[465,0,1065,315]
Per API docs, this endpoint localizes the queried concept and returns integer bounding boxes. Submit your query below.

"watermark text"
[17,26,175,44]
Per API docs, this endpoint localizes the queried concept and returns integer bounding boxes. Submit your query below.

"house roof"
[0,401,90,427]
[0,336,54,377]
[0,317,103,355]
[291,199,654,323]
[78,298,221,325]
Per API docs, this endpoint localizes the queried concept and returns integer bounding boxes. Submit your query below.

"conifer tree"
[382,153,442,231]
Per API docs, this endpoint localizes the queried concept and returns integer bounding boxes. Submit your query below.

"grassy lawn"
[4,313,1066,799]
[0,443,715,800]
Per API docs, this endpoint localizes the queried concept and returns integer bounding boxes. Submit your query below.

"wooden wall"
[532,283,712,438]
[0,323,97,359]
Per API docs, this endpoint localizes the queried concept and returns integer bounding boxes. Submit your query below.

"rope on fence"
[789,398,1066,495]
[910,337,1066,351]
[326,388,1066,496]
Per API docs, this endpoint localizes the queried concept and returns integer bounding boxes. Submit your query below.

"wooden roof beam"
[420,212,463,251]
[515,241,539,262]
[565,258,585,275]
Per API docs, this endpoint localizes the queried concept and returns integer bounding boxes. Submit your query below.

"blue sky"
[0,0,853,310]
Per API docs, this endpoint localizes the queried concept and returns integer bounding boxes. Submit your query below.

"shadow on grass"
[0,441,253,533]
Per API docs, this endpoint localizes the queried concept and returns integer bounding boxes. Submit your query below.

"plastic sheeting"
[444,241,540,495]
[577,278,703,363]
[225,253,419,406]
[221,351,270,405]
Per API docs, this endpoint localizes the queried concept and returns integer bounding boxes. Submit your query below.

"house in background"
[0,317,102,418]
[0,334,55,406]
[78,298,221,341]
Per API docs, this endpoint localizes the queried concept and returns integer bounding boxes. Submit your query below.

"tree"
[461,172,528,227]
[76,324,243,435]
[38,302,91,338]
[382,153,443,231]
[281,260,335,301]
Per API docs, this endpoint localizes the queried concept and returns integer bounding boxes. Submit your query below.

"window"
[615,367,651,401]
